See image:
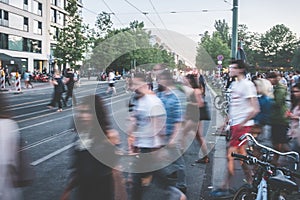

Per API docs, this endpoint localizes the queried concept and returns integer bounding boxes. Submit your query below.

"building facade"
[0,0,82,73]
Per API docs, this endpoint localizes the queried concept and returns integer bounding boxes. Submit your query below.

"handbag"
[199,102,211,121]
[9,139,35,187]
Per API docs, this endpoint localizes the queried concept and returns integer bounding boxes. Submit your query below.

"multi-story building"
[0,0,83,73]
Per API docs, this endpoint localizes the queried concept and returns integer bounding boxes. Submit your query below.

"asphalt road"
[5,78,218,200]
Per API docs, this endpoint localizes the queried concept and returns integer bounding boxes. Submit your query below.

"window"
[33,20,42,34]
[38,21,42,34]
[24,0,28,10]
[23,37,30,51]
[38,2,42,16]
[24,17,28,31]
[3,10,8,20]
[50,8,56,23]
[29,39,42,53]
[8,35,23,51]
[0,0,9,4]
[57,12,64,26]
[0,10,9,27]
[0,33,8,49]
[33,1,42,16]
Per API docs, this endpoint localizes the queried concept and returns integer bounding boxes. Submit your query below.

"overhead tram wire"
[123,0,171,48]
[123,0,158,28]
[148,0,192,67]
[102,0,125,26]
[148,0,168,30]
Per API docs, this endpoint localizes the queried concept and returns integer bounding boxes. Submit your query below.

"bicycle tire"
[214,95,224,110]
[233,185,254,200]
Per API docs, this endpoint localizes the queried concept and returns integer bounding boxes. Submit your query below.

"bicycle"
[213,88,231,114]
[232,133,300,200]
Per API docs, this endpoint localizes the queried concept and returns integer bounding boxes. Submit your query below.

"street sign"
[217,55,224,61]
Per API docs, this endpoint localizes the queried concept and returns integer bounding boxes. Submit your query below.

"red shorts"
[230,125,252,147]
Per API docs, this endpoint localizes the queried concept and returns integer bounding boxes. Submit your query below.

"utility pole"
[231,0,238,60]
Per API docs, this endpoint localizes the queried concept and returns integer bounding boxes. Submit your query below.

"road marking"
[31,143,76,166]
[18,114,73,131]
[21,129,73,151]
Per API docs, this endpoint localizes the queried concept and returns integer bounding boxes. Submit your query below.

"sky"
[81,0,300,42]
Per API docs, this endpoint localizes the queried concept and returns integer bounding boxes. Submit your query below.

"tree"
[214,19,230,46]
[292,46,300,69]
[197,32,231,71]
[54,0,86,70]
[259,24,299,67]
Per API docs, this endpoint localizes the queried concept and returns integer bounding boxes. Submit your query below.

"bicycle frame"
[232,133,300,200]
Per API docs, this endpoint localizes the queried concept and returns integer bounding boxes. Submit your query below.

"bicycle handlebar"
[239,133,299,165]
[232,152,300,180]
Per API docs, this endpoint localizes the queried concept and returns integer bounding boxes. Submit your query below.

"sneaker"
[57,109,62,112]
[195,156,210,164]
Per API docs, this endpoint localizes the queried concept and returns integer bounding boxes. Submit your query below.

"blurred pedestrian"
[24,70,33,89]
[61,95,120,200]
[252,78,273,142]
[5,68,11,87]
[288,83,300,153]
[0,93,23,200]
[106,70,116,95]
[64,68,76,106]
[182,74,210,164]
[220,60,259,193]
[127,72,167,200]
[47,70,65,112]
[156,69,188,194]
[267,71,291,165]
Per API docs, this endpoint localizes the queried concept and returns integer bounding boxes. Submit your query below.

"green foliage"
[198,20,300,71]
[54,0,86,69]
[259,24,299,67]
[291,46,300,69]
[197,30,231,71]
[86,18,175,72]
[214,19,230,46]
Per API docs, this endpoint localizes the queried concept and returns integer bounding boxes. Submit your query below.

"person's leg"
[195,122,209,163]
[181,120,197,150]
[238,146,253,184]
[222,146,237,189]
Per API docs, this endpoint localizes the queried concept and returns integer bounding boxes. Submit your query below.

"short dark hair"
[231,60,248,69]
[266,71,279,79]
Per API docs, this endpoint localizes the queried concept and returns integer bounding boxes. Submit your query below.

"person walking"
[47,70,65,112]
[60,95,120,200]
[287,83,300,153]
[24,70,33,89]
[5,68,11,87]
[64,68,76,106]
[156,69,188,194]
[106,70,116,95]
[0,93,23,200]
[267,71,291,164]
[127,72,169,200]
[216,60,259,196]
[181,74,210,163]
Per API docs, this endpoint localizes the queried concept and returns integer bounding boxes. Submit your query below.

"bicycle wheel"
[233,185,254,200]
[214,95,224,110]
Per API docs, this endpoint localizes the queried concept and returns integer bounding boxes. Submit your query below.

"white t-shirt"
[108,72,115,84]
[133,94,166,148]
[229,78,257,126]
[0,119,21,200]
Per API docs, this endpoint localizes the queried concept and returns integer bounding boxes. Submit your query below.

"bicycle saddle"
[268,170,298,192]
